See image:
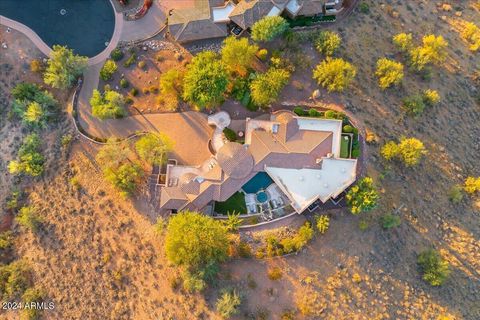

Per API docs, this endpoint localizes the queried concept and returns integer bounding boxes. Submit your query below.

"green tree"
[251,16,289,42]
[8,134,45,177]
[158,69,184,111]
[95,138,130,168]
[375,58,404,89]
[0,260,31,299]
[43,45,88,89]
[314,31,341,56]
[90,89,126,120]
[221,37,258,76]
[417,249,450,286]
[216,289,242,319]
[135,133,173,165]
[11,83,58,128]
[393,33,413,52]
[250,68,290,107]
[165,211,228,270]
[346,177,379,214]
[182,51,228,109]
[16,206,43,233]
[104,163,143,197]
[99,59,118,81]
[313,58,356,92]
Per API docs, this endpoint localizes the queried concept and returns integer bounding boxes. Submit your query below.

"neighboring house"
[166,0,344,43]
[159,111,357,215]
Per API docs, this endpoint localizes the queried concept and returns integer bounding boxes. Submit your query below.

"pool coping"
[0,0,123,66]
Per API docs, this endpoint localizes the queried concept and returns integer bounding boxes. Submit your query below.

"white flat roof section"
[267,6,282,17]
[285,0,301,15]
[296,117,343,157]
[212,2,236,22]
[265,158,357,213]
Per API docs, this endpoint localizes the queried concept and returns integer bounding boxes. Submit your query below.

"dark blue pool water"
[242,172,273,194]
[0,0,115,57]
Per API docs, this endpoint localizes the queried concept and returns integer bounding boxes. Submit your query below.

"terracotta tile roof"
[216,142,254,179]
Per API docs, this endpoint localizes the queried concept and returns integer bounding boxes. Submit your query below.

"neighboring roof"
[295,0,325,16]
[229,0,285,30]
[216,142,254,179]
[160,187,188,209]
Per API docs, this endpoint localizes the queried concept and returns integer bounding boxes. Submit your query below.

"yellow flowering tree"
[346,177,379,215]
[464,177,480,194]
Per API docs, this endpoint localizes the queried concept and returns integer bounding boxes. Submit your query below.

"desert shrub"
[251,16,289,42]
[402,94,426,116]
[381,214,401,229]
[43,45,87,89]
[223,212,243,232]
[346,177,379,214]
[0,231,14,251]
[375,58,404,89]
[8,134,45,177]
[324,110,336,119]
[182,270,206,293]
[316,215,330,234]
[308,108,321,117]
[393,33,413,52]
[313,58,356,92]
[359,2,370,13]
[90,89,126,120]
[448,185,464,203]
[110,48,124,61]
[464,176,480,194]
[381,141,399,161]
[461,22,480,52]
[237,241,252,258]
[137,60,146,69]
[296,288,323,316]
[120,78,129,88]
[0,260,31,299]
[216,289,241,319]
[293,106,305,116]
[256,48,268,61]
[267,267,283,280]
[21,287,45,320]
[29,59,43,73]
[129,88,138,96]
[342,124,354,133]
[314,30,341,56]
[61,134,73,148]
[100,60,118,81]
[123,52,137,67]
[142,87,149,94]
[417,249,450,286]
[148,86,158,94]
[423,89,440,106]
[183,51,228,109]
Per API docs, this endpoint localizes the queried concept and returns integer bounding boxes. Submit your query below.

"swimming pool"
[0,0,115,57]
[242,172,273,194]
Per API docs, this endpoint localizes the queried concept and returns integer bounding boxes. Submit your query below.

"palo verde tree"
[251,16,289,42]
[8,134,45,177]
[409,34,449,71]
[313,57,357,92]
[464,176,480,194]
[99,59,118,81]
[250,67,290,107]
[221,36,259,76]
[375,58,404,89]
[90,89,126,120]
[314,30,342,56]
[159,69,184,111]
[182,51,228,109]
[381,137,427,166]
[43,45,88,89]
[135,133,173,166]
[11,83,58,128]
[346,177,379,215]
[165,211,228,291]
